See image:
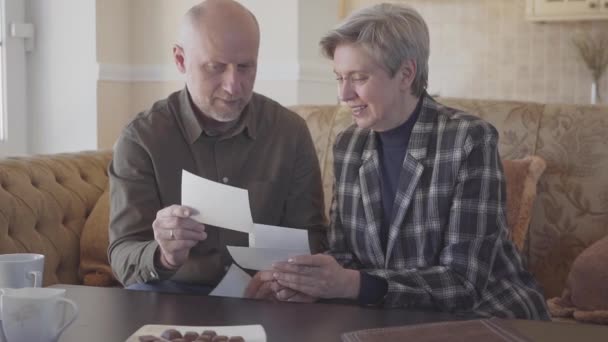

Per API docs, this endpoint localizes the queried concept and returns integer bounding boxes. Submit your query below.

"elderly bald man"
[108,0,326,296]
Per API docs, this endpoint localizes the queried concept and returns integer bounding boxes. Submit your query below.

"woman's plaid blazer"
[328,95,549,320]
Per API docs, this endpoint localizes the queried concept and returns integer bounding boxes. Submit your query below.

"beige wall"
[97,81,184,149]
[96,0,338,148]
[97,82,131,149]
[96,0,194,148]
[96,0,130,64]
[346,0,608,105]
[129,0,196,65]
[97,0,608,149]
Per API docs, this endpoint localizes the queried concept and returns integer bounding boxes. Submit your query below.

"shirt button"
[222,177,229,184]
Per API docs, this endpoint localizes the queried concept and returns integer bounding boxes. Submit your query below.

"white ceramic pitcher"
[0,253,44,289]
[0,288,78,342]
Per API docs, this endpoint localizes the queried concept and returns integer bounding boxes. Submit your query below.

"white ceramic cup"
[0,254,44,289]
[0,288,78,342]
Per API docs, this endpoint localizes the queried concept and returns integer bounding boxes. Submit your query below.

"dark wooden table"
[55,284,466,342]
[55,285,608,342]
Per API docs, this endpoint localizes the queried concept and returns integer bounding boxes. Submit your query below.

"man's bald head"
[178,0,260,51]
[173,0,260,125]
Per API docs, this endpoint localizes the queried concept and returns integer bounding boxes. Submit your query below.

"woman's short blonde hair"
[320,3,429,97]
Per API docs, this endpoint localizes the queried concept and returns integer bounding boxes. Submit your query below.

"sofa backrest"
[290,99,608,298]
[1,98,606,298]
[0,151,112,286]
[528,103,608,297]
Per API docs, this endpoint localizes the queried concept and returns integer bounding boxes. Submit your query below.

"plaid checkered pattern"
[328,95,550,320]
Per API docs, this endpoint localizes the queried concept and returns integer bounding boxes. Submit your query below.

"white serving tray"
[125,324,266,342]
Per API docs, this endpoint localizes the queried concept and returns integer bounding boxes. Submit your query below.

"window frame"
[0,0,28,157]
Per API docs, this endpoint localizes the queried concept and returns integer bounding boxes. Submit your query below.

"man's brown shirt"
[108,88,326,286]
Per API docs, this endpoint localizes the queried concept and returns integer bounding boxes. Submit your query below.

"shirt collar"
[177,87,258,144]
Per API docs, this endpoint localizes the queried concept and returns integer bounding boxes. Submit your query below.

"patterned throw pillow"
[79,190,118,287]
[502,156,546,252]
[548,235,608,324]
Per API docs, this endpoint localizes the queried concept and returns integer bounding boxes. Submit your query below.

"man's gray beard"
[208,110,241,122]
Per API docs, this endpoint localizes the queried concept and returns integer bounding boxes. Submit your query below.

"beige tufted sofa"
[0,98,607,302]
[0,151,112,286]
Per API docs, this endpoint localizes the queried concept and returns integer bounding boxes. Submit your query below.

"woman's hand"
[245,271,317,303]
[272,254,360,299]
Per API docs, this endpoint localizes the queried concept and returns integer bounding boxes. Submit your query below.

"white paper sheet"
[249,224,310,251]
[126,324,266,342]
[181,170,253,233]
[228,246,309,271]
[209,264,252,298]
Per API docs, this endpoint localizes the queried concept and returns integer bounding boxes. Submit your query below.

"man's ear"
[173,44,186,74]
[399,59,416,90]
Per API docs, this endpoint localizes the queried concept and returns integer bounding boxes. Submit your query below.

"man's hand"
[270,282,317,303]
[244,271,276,301]
[152,205,207,270]
[245,271,317,303]
[272,254,360,299]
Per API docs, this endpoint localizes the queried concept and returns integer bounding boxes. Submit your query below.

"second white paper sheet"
[249,224,310,251]
[181,170,253,233]
[228,246,309,271]
[209,263,252,298]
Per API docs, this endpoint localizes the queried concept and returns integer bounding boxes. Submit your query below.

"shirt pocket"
[247,180,288,225]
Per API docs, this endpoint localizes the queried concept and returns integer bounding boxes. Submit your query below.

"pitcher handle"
[27,271,43,287]
[0,287,5,310]
[53,297,79,340]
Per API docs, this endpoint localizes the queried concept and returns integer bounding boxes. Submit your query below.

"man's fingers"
[278,289,316,303]
[168,228,207,241]
[276,279,317,297]
[275,287,297,300]
[270,281,283,293]
[286,293,316,303]
[154,226,207,242]
[156,205,196,218]
[155,216,206,232]
[257,271,275,282]
[254,282,274,300]
[244,273,277,301]
[243,277,262,298]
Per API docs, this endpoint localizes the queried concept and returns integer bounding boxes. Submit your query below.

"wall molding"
[98,61,334,83]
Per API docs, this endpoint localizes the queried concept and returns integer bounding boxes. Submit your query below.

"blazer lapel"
[358,131,385,267]
[385,96,435,265]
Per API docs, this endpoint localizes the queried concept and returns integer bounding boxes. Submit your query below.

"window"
[0,0,29,157]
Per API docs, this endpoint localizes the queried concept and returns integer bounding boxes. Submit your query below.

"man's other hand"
[152,205,207,270]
